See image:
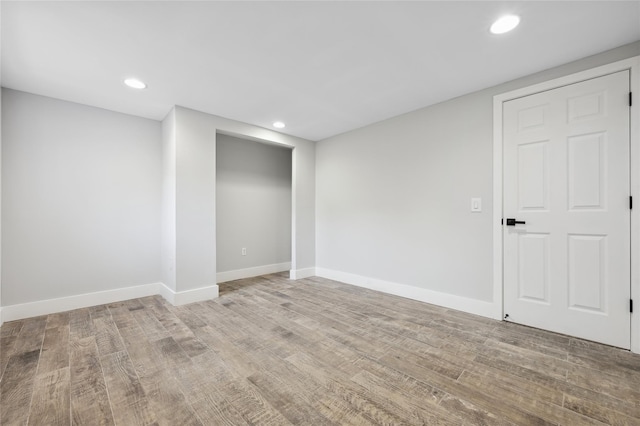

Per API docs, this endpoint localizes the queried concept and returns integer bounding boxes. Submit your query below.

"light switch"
[471,198,482,212]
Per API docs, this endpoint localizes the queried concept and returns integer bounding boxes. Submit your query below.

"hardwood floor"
[1,273,639,425]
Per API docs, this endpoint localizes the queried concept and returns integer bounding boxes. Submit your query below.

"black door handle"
[506,218,526,226]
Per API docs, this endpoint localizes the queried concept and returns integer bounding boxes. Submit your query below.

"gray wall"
[291,136,316,273]
[216,134,292,273]
[174,107,217,292]
[162,108,315,278]
[0,84,3,310]
[316,41,640,303]
[1,89,162,305]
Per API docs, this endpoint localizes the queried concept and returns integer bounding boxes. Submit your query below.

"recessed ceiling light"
[124,78,147,89]
[490,15,520,34]
[273,121,286,129]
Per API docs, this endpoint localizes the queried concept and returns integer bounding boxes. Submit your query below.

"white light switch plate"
[471,198,482,212]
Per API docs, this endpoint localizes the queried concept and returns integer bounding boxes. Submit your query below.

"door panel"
[568,234,606,312]
[517,233,550,304]
[503,70,631,349]
[518,141,549,210]
[568,133,605,210]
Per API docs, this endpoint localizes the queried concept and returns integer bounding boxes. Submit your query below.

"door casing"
[493,56,640,353]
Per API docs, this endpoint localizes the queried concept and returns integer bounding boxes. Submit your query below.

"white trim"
[159,282,219,306]
[0,280,221,324]
[492,93,504,321]
[493,56,640,353]
[291,146,298,277]
[631,57,640,354]
[316,268,499,320]
[289,267,316,280]
[157,283,175,305]
[0,282,162,323]
[216,262,291,283]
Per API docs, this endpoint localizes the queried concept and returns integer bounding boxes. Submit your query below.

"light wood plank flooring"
[1,273,640,425]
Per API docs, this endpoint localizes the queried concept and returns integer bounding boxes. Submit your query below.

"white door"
[503,70,631,349]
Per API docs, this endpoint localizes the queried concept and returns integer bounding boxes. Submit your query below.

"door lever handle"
[506,218,526,226]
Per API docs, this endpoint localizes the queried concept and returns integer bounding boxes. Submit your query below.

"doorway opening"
[215,133,293,292]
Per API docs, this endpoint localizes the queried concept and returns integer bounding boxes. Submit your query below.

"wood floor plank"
[0,349,41,425]
[108,304,139,331]
[11,316,47,355]
[378,352,555,425]
[94,316,126,357]
[138,368,203,426]
[227,298,365,378]
[46,312,70,330]
[37,325,70,375]
[117,323,167,380]
[563,393,640,426]
[100,350,146,406]
[72,407,115,426]
[69,309,96,342]
[189,386,247,426]
[566,364,640,402]
[457,370,605,425]
[142,297,207,357]
[351,354,513,426]
[28,367,71,426]
[284,351,414,425]
[310,292,487,368]
[110,397,158,426]
[462,361,564,406]
[436,393,516,426]
[0,327,24,385]
[218,378,294,425]
[130,306,170,341]
[70,337,114,426]
[474,352,640,419]
[189,324,260,379]
[567,350,640,380]
[152,336,191,367]
[475,341,570,381]
[1,320,24,338]
[311,394,378,426]
[116,313,202,426]
[164,301,208,331]
[3,273,640,425]
[89,304,110,320]
[0,334,19,380]
[350,369,462,425]
[272,298,395,360]
[229,290,327,345]
[488,325,570,360]
[247,371,338,425]
[172,357,224,402]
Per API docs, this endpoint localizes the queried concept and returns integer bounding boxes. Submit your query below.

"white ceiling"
[2,1,640,141]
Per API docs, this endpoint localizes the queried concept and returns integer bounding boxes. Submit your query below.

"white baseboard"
[0,282,162,324]
[315,268,500,320]
[159,282,219,306]
[217,262,291,283]
[0,269,498,324]
[289,267,316,280]
[0,281,221,325]
[158,283,175,306]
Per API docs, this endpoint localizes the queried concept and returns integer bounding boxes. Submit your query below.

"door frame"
[493,56,640,353]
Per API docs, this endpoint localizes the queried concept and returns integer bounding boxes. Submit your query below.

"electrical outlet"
[241,248,247,256]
